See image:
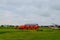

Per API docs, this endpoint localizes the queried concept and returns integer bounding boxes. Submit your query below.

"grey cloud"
[41,13,51,17]
[0,0,60,25]
[50,0,60,10]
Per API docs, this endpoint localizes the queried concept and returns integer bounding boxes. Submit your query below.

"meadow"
[0,27,60,40]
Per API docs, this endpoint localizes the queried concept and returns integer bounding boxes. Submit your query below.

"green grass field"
[0,27,60,40]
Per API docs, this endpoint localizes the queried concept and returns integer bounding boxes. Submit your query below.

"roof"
[25,24,38,26]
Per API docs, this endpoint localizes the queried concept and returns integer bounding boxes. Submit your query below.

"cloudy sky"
[0,0,60,25]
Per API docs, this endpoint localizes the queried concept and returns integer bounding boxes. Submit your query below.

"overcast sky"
[0,0,60,25]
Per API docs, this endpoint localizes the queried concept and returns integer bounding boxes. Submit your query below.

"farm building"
[15,24,40,30]
[48,24,60,29]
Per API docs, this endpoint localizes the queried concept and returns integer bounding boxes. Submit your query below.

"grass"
[0,27,60,40]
